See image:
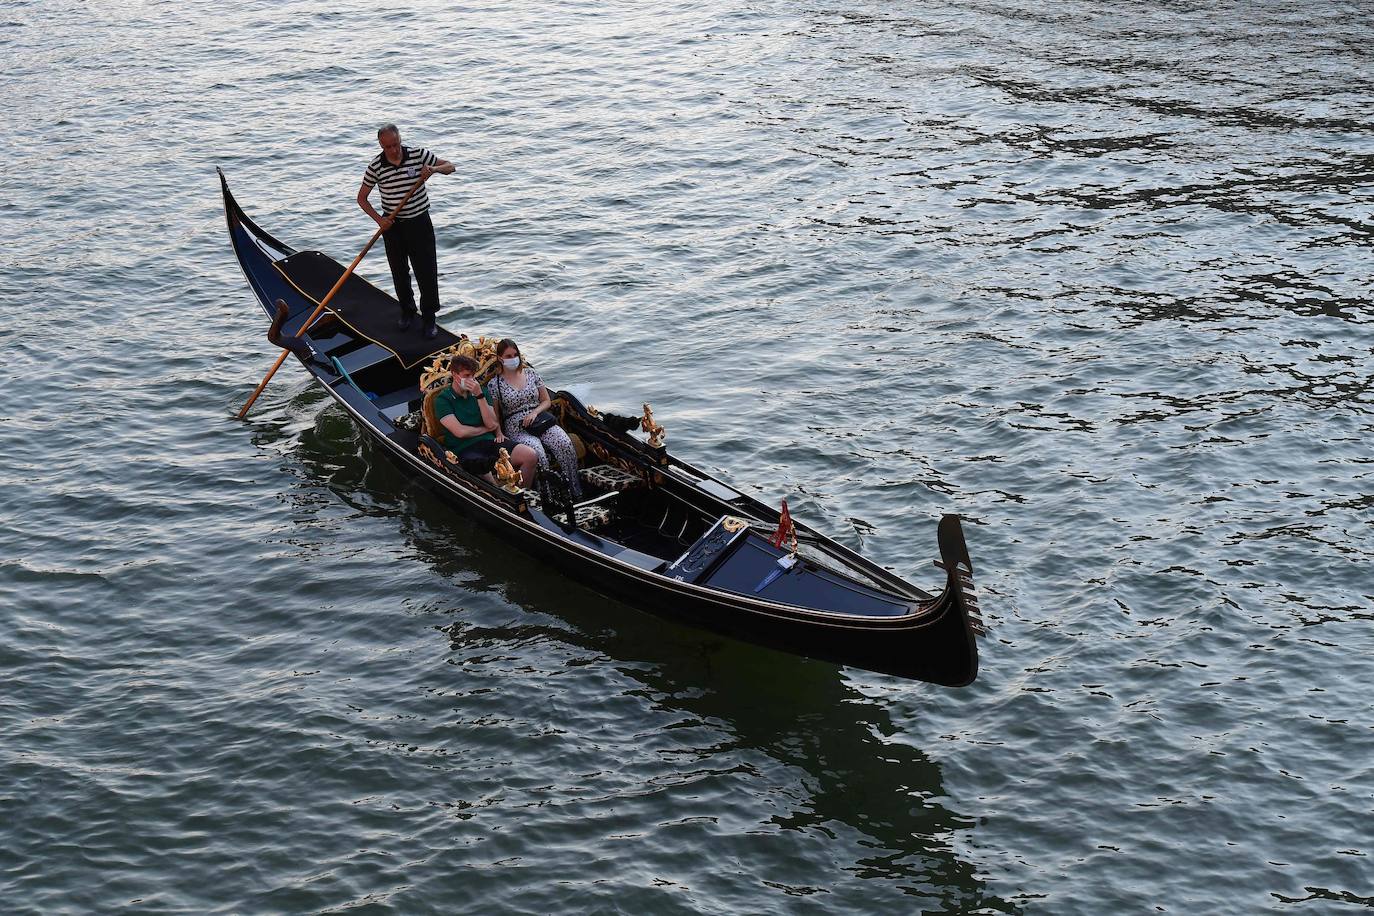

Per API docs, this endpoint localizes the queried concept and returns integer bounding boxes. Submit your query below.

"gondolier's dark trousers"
[382,210,440,322]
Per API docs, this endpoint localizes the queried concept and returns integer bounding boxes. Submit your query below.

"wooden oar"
[237,175,429,419]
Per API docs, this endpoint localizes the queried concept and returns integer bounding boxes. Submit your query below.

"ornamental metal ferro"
[641,403,665,448]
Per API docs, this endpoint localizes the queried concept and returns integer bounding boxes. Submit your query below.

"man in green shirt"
[435,355,537,485]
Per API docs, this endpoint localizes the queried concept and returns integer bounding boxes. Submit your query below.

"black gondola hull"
[380,432,978,684]
[220,169,980,686]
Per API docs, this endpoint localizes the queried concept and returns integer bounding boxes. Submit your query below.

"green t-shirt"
[434,384,495,454]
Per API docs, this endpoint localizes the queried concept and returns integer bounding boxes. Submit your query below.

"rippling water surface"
[3,0,1372,912]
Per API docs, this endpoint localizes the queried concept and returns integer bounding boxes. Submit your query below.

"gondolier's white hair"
[377,123,399,139]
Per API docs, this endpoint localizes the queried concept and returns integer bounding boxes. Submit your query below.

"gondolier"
[357,123,455,340]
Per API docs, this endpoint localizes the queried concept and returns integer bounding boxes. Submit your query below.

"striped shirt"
[362,146,440,220]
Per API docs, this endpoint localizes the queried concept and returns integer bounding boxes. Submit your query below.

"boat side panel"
[361,429,976,685]
[314,365,977,686]
[232,223,325,329]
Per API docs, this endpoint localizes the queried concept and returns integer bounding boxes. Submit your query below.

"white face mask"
[502,357,521,370]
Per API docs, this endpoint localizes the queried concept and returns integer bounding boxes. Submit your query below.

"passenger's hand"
[520,413,533,429]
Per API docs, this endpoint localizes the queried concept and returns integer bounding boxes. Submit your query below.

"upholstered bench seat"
[579,464,642,492]
[574,503,613,529]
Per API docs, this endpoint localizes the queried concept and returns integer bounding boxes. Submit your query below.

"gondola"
[219,169,983,686]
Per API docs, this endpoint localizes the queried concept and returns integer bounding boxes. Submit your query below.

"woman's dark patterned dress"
[491,367,582,497]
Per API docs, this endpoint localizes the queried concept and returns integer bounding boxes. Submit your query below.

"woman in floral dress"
[489,338,582,497]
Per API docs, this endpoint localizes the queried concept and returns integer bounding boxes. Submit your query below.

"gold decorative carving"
[722,516,748,533]
[641,403,665,448]
[469,336,500,380]
[419,347,459,394]
[586,441,647,483]
[418,334,503,394]
[418,440,442,469]
[494,448,521,492]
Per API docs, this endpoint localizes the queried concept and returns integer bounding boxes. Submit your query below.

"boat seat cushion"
[574,503,613,529]
[526,496,611,529]
[394,409,424,431]
[527,490,614,529]
[579,464,642,492]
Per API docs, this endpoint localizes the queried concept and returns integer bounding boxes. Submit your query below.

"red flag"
[770,499,795,550]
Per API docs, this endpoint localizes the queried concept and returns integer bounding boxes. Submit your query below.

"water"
[3,0,1372,912]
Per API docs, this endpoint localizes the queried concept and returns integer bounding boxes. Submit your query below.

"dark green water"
[3,0,1372,912]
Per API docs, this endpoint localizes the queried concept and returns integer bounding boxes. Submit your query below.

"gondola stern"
[218,166,243,224]
[217,167,293,254]
[219,167,240,233]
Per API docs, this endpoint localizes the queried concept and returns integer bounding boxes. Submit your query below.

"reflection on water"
[286,405,1012,912]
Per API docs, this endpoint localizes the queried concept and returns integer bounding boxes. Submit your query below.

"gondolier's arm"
[356,160,454,229]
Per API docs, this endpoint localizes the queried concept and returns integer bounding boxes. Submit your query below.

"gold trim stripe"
[272,257,452,370]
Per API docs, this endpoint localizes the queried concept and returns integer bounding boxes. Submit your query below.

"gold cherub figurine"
[641,403,665,448]
[494,447,522,492]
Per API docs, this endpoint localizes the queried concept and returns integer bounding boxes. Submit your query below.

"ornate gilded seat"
[417,336,501,444]
[421,385,447,439]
